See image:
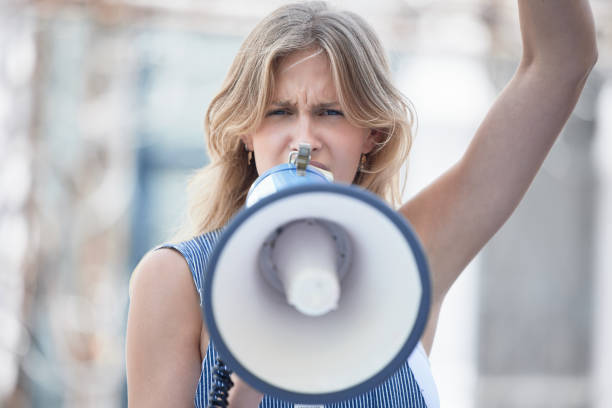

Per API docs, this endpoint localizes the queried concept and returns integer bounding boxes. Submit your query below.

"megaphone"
[203,143,430,405]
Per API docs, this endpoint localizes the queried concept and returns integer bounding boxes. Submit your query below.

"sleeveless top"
[159,230,440,408]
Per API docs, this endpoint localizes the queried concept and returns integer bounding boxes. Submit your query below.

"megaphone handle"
[208,357,234,407]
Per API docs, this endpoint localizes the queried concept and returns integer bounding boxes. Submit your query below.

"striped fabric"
[159,230,428,408]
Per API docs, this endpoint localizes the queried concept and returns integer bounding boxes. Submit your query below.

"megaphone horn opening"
[258,218,353,317]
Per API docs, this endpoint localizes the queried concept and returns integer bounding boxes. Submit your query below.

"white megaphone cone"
[203,143,430,404]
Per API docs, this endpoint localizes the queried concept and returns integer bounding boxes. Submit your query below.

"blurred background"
[0,0,611,407]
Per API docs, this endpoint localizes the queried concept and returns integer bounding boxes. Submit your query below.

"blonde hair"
[176,1,415,240]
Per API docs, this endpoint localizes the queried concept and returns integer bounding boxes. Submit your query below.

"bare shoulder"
[126,248,203,406]
[128,247,202,343]
[129,248,195,301]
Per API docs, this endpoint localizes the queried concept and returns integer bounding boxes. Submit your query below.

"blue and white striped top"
[160,230,439,408]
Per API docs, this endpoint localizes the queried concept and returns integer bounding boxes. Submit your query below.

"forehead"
[279,48,325,72]
[273,48,338,101]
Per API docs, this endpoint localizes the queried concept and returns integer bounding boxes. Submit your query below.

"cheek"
[332,150,362,183]
[335,131,369,182]
[254,135,287,158]
[251,133,290,174]
[337,131,369,161]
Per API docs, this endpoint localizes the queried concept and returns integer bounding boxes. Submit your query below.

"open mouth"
[309,161,330,172]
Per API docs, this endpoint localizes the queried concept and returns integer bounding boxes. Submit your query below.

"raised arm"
[401,0,598,352]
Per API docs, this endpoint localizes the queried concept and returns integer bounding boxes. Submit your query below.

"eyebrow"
[270,100,341,109]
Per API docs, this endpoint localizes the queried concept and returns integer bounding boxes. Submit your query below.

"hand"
[226,373,264,408]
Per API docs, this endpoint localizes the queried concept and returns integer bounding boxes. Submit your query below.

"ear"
[362,129,381,154]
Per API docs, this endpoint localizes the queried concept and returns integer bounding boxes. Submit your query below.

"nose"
[289,115,322,153]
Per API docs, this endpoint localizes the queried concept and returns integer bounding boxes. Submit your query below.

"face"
[243,48,376,184]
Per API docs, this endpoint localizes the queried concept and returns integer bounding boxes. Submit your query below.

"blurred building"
[0,0,611,407]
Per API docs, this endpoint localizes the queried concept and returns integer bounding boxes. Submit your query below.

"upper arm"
[403,63,593,306]
[126,248,203,407]
[407,64,594,354]
[406,0,597,352]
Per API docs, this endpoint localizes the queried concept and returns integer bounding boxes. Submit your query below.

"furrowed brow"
[270,100,295,108]
[269,101,340,109]
[317,101,340,109]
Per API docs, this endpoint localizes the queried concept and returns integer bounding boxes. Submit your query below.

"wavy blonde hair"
[176,1,415,240]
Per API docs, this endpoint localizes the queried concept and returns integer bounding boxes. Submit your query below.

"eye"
[266,109,291,116]
[321,109,344,116]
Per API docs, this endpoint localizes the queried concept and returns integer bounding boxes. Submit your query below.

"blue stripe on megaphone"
[246,164,331,207]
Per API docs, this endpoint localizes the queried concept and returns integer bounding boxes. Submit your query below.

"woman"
[126,1,597,407]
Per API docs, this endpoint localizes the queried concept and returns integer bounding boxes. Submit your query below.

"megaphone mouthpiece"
[285,269,340,316]
[273,220,341,317]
